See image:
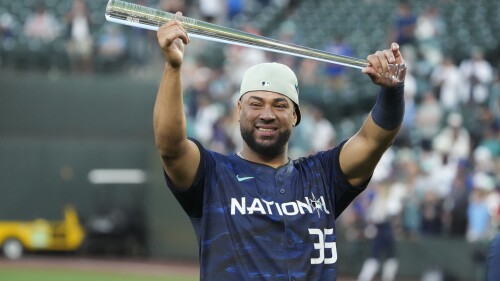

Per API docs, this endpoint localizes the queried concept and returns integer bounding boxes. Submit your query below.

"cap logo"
[261,81,271,87]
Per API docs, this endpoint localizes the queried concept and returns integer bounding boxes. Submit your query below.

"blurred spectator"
[444,160,471,237]
[390,2,417,48]
[371,147,396,183]
[414,91,443,149]
[433,112,471,162]
[324,36,353,92]
[194,94,223,145]
[207,68,233,102]
[467,172,496,242]
[398,153,423,238]
[0,11,16,40]
[420,190,444,235]
[289,105,313,157]
[284,0,300,16]
[128,26,153,76]
[468,105,498,149]
[227,0,243,21]
[127,1,158,77]
[224,25,267,88]
[159,0,185,13]
[211,113,237,154]
[96,25,127,72]
[296,59,324,105]
[430,151,459,200]
[199,0,225,23]
[415,6,445,66]
[271,21,300,67]
[357,180,404,281]
[64,0,93,73]
[24,3,61,42]
[487,234,500,281]
[459,47,494,105]
[474,132,500,170]
[430,56,463,111]
[0,10,17,64]
[488,71,500,126]
[309,106,336,152]
[417,149,448,235]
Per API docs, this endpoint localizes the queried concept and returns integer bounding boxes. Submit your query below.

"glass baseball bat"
[105,0,406,82]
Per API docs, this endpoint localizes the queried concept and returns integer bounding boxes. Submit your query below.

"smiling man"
[237,63,299,166]
[154,13,406,281]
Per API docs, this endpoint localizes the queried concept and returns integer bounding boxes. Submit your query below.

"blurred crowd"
[1,0,500,250]
[340,2,500,246]
[0,0,294,74]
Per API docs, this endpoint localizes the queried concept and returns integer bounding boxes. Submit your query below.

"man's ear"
[292,108,298,126]
[237,100,242,121]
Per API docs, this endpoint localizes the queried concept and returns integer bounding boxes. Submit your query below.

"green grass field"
[0,267,198,281]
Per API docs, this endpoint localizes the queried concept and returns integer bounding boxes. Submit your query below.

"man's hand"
[362,43,405,87]
[157,12,190,69]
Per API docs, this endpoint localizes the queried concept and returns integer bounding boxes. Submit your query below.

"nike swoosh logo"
[236,175,254,182]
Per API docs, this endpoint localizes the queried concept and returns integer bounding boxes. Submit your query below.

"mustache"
[254,120,279,126]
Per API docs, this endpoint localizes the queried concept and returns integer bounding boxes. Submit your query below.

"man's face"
[238,91,297,157]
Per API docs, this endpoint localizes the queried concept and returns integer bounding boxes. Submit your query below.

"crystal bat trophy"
[105,0,406,82]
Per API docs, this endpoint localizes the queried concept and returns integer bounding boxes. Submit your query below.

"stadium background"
[1,0,500,280]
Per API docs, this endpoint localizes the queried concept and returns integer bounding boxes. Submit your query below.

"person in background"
[459,47,494,105]
[95,25,127,72]
[64,0,93,73]
[357,179,404,281]
[414,6,445,66]
[324,35,353,92]
[391,2,417,48]
[487,233,500,281]
[24,2,61,42]
[430,56,463,111]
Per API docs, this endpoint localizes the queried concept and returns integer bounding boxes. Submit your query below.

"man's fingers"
[381,50,394,77]
[372,51,382,74]
[391,42,403,64]
[174,12,190,44]
[158,21,189,47]
[391,42,399,52]
[384,49,395,64]
[174,11,183,22]
[364,43,405,86]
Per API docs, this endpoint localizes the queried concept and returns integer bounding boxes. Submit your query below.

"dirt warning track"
[0,256,200,278]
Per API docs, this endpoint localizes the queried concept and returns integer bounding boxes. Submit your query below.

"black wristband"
[371,83,405,130]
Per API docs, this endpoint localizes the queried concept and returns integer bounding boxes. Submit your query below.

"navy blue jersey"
[165,139,368,280]
[487,234,500,281]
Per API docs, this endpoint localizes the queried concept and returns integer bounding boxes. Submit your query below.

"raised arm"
[154,13,200,191]
[339,43,405,186]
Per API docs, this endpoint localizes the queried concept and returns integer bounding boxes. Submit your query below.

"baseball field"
[0,257,364,281]
[0,257,199,281]
[0,269,197,281]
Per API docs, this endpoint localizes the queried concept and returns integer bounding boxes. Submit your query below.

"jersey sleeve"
[317,140,370,218]
[163,138,213,219]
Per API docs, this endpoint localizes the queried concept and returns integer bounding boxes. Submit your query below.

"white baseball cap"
[239,62,301,125]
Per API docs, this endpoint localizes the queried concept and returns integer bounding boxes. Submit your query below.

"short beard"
[240,126,291,159]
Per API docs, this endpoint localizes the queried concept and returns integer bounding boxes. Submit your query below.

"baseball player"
[154,13,406,280]
[487,233,500,281]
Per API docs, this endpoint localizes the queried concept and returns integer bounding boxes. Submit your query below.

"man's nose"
[259,105,276,120]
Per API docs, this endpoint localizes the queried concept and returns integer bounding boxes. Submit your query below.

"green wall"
[0,71,198,259]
